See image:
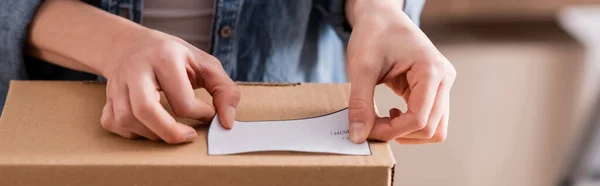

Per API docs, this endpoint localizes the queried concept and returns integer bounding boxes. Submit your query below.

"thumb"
[210,82,240,129]
[348,66,378,144]
[204,72,240,129]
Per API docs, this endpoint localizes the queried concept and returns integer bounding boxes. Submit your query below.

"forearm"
[345,0,405,27]
[26,0,146,76]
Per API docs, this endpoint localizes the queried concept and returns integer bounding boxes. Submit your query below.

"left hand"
[346,0,456,144]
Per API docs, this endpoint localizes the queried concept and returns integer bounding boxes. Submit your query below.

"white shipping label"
[207,109,371,155]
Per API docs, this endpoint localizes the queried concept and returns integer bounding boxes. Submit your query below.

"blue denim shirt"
[85,0,424,82]
[0,0,425,115]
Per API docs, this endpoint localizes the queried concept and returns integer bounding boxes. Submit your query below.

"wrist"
[349,0,416,31]
[351,0,403,19]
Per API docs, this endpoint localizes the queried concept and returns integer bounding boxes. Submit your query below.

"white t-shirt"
[142,0,214,52]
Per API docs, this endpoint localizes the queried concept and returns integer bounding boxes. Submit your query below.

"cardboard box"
[0,81,395,186]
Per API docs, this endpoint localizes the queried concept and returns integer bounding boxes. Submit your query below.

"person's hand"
[346,0,456,144]
[99,29,240,144]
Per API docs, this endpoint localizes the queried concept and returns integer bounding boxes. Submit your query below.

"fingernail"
[185,131,197,142]
[351,122,366,143]
[227,106,236,128]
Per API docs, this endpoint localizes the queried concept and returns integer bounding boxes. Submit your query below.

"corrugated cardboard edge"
[391,164,396,186]
[236,82,301,86]
[373,100,395,186]
[80,80,302,87]
[0,165,391,186]
[384,142,396,186]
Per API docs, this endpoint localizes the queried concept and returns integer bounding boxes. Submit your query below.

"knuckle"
[100,112,111,129]
[204,55,221,65]
[114,111,134,128]
[411,115,428,130]
[430,132,447,143]
[132,101,155,119]
[100,117,113,130]
[197,55,221,72]
[194,55,223,78]
[151,40,186,67]
[212,84,241,102]
[421,127,436,139]
[445,63,457,84]
[172,102,196,118]
[228,86,242,102]
[446,63,457,79]
[348,98,372,120]
[421,62,444,79]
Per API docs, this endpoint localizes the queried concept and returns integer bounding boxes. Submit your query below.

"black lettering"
[331,129,351,136]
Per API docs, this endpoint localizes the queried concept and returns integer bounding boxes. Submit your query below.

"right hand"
[99,29,240,144]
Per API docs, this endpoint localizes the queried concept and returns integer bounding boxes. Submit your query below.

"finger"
[370,64,443,141]
[153,48,215,121]
[111,85,160,141]
[395,98,449,144]
[128,122,160,141]
[402,80,446,139]
[389,108,402,118]
[109,81,160,141]
[348,64,379,144]
[101,97,139,139]
[129,74,198,144]
[385,76,410,99]
[395,86,450,144]
[100,96,113,130]
[111,83,143,138]
[367,116,393,141]
[190,55,240,129]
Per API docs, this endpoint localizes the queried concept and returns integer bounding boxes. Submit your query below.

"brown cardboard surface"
[0,81,394,186]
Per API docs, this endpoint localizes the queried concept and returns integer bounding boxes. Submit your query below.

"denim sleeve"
[0,0,143,116]
[314,0,426,44]
[403,0,426,26]
[19,1,142,83]
[83,0,143,23]
[313,0,351,45]
[0,0,42,115]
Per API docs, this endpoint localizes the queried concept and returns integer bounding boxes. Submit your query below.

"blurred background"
[374,0,600,185]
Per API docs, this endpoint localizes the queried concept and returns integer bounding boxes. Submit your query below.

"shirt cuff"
[315,0,426,45]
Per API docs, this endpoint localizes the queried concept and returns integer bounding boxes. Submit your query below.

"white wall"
[375,38,587,186]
